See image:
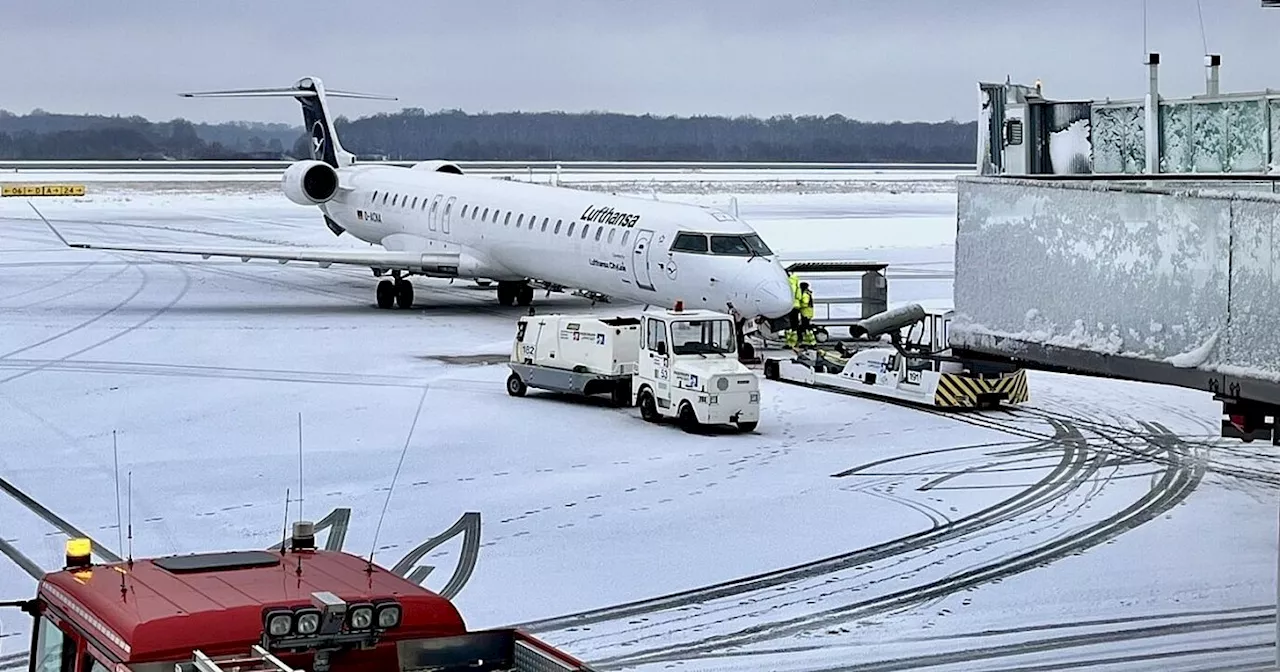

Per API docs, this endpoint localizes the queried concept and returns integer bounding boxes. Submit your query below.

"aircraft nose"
[751,271,795,319]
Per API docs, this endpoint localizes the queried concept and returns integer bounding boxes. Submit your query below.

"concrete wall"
[951,176,1280,384]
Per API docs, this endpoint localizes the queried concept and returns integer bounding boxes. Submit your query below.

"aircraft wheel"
[395,279,414,309]
[376,280,395,309]
[516,283,534,307]
[497,282,518,306]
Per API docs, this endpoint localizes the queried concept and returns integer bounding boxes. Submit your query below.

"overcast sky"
[3,0,1278,125]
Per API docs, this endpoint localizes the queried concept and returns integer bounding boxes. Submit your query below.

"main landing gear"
[496,280,534,307]
[376,277,414,309]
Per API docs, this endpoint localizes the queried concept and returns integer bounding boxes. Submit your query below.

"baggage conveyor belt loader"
[762,304,1030,410]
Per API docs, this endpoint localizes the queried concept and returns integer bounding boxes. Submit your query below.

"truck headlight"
[266,611,293,637]
[296,610,321,635]
[716,377,729,391]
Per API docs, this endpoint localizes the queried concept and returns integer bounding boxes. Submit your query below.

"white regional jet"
[37,76,796,327]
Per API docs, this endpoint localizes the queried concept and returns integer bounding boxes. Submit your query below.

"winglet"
[28,201,84,248]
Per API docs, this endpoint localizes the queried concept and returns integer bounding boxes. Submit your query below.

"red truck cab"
[12,524,593,672]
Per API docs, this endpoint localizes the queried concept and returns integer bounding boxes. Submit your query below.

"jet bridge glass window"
[671,232,709,253]
[670,319,736,355]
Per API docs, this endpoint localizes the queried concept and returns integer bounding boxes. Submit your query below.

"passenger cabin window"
[539,217,546,231]
[607,229,616,243]
[34,616,75,672]
[482,207,489,221]
[554,219,562,234]
[506,213,513,226]
[621,230,631,245]
[595,227,604,242]
[371,190,379,203]
[672,233,709,253]
[382,193,389,205]
[411,196,419,209]
[566,222,575,236]
[581,224,590,239]
[461,205,469,218]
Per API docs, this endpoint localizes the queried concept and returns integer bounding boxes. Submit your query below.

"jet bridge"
[949,174,1280,443]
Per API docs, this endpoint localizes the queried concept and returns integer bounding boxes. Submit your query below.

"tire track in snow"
[590,424,1203,668]
[520,421,1087,635]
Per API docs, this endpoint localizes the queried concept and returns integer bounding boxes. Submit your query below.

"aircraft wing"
[31,203,460,274]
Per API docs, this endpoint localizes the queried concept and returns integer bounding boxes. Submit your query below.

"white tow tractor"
[763,304,1029,410]
[506,303,761,432]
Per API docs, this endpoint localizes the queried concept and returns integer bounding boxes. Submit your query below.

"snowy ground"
[0,174,1277,671]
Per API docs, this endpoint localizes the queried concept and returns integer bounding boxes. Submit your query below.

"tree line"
[0,107,977,162]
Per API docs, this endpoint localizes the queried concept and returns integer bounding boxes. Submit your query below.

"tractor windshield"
[669,319,736,355]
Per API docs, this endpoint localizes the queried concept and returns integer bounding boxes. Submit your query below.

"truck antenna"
[297,411,304,523]
[368,387,428,573]
[112,431,124,557]
[112,431,126,596]
[280,487,291,554]
[126,470,133,566]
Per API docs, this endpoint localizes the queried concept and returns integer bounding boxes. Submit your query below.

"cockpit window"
[672,232,773,257]
[710,235,752,255]
[742,234,773,256]
[671,233,708,253]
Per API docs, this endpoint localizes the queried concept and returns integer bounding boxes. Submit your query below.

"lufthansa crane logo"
[311,121,327,161]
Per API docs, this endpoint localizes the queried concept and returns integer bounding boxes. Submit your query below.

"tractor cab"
[5,524,594,672]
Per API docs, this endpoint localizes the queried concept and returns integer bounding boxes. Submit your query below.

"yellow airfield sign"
[1,184,87,197]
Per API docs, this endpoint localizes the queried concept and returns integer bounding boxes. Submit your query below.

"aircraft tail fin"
[179,77,396,168]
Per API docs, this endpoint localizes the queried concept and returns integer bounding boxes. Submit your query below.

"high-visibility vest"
[789,275,801,308]
[799,290,815,319]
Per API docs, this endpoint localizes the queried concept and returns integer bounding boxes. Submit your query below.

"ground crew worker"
[798,282,816,346]
[785,270,802,348]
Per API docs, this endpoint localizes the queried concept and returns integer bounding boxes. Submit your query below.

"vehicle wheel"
[475,279,492,287]
[739,341,756,361]
[764,359,780,380]
[639,390,660,422]
[497,283,517,307]
[737,421,758,433]
[814,328,829,343]
[678,403,700,433]
[611,382,631,407]
[376,280,395,309]
[506,373,527,397]
[395,279,414,309]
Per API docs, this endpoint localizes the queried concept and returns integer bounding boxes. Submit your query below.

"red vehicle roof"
[40,549,467,664]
